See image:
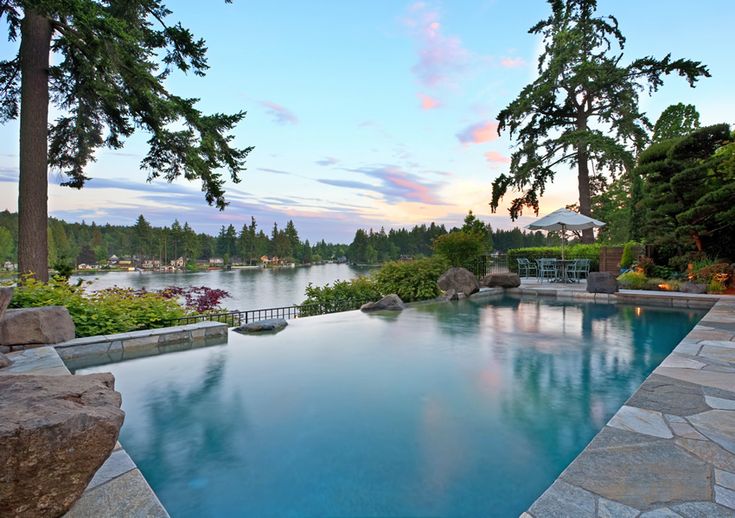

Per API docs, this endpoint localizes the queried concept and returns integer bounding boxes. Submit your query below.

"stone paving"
[524,296,735,517]
[0,346,169,517]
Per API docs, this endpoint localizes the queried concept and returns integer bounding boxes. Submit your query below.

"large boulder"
[680,282,707,294]
[0,373,124,517]
[586,272,619,294]
[0,352,10,368]
[361,294,406,312]
[0,306,75,347]
[0,287,12,320]
[481,272,521,288]
[437,267,480,297]
[234,318,288,333]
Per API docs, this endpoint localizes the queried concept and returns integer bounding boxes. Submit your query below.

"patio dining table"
[552,259,576,284]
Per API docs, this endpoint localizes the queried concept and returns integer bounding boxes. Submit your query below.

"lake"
[71,264,375,311]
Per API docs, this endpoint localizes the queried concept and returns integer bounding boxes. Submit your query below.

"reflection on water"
[72,263,375,310]
[81,297,704,517]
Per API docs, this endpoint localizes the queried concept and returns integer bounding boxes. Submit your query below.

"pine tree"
[0,1,253,280]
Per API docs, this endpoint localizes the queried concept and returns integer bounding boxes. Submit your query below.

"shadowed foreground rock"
[437,267,479,297]
[361,294,406,311]
[481,272,521,288]
[0,373,124,517]
[0,306,75,348]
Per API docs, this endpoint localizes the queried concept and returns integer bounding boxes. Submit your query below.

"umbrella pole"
[561,224,565,261]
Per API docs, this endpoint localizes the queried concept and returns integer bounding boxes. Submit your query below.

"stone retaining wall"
[55,322,228,371]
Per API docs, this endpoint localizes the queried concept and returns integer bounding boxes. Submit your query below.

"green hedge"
[507,244,602,273]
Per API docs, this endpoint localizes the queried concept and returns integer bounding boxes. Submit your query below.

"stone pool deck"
[0,346,169,517]
[523,291,735,517]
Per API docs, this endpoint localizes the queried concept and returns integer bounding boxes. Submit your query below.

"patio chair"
[516,258,537,278]
[572,259,591,281]
[565,259,580,282]
[536,258,557,283]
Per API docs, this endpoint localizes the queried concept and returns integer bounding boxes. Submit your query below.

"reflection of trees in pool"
[497,303,703,470]
[127,351,247,512]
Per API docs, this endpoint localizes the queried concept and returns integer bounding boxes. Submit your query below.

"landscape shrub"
[433,231,484,267]
[372,256,449,302]
[301,276,381,314]
[507,244,602,272]
[692,261,733,285]
[10,277,191,337]
[616,271,648,290]
[707,279,726,294]
[619,241,641,270]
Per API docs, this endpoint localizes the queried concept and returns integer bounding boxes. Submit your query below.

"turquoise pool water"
[80,296,705,517]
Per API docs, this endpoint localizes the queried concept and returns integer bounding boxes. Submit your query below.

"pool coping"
[521,291,735,517]
[0,346,170,517]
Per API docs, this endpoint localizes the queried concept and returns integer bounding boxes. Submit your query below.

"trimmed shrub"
[373,256,450,302]
[433,231,484,267]
[508,244,602,272]
[616,271,648,290]
[619,241,642,270]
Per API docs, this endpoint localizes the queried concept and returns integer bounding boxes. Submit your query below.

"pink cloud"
[485,151,511,164]
[260,100,298,125]
[418,93,441,110]
[500,57,525,69]
[456,121,499,144]
[404,3,469,88]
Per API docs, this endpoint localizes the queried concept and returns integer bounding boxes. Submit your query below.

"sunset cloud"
[500,57,525,69]
[260,100,298,125]
[315,156,339,166]
[404,2,469,88]
[456,121,499,144]
[484,151,511,164]
[418,93,441,110]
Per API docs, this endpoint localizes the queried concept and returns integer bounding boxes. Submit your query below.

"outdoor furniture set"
[516,257,591,283]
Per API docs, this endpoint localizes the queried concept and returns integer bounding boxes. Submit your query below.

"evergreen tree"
[0,1,253,280]
[490,0,709,243]
[653,103,701,142]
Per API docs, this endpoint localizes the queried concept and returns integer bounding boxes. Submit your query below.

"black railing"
[467,254,509,278]
[163,297,372,328]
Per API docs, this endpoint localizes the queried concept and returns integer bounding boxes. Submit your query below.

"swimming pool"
[80,296,705,517]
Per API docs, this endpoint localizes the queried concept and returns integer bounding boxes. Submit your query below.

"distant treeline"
[0,211,346,266]
[346,215,551,264]
[0,210,553,268]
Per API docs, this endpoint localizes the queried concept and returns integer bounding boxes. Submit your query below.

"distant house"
[336,256,348,264]
[3,261,15,271]
[142,259,161,270]
[209,257,224,266]
[170,256,186,268]
[77,263,95,270]
[117,260,132,268]
[108,254,119,265]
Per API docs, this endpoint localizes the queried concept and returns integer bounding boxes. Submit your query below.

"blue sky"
[0,0,733,242]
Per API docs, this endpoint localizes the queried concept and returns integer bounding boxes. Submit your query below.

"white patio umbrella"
[526,208,605,260]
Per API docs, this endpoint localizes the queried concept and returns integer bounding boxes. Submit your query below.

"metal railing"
[163,297,373,328]
[467,254,509,278]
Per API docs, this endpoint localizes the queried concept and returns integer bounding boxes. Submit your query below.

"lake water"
[71,264,375,310]
[80,296,705,517]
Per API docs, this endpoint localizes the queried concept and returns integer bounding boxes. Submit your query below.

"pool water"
[80,296,705,517]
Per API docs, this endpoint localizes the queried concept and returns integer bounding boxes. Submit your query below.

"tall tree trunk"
[18,11,52,281]
[576,113,594,244]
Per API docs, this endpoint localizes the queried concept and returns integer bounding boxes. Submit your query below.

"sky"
[0,0,733,242]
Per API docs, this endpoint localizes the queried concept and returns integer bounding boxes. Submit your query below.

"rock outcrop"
[0,373,124,517]
[0,352,10,368]
[437,267,479,297]
[680,282,707,294]
[481,272,521,288]
[360,294,406,312]
[234,318,288,333]
[0,306,75,347]
[0,287,11,320]
[586,272,619,294]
